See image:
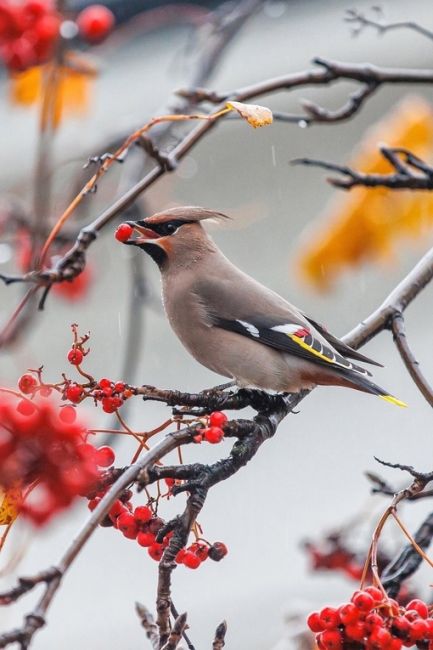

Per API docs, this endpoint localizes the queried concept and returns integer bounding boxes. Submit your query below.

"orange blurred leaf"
[296,96,433,290]
[9,57,96,128]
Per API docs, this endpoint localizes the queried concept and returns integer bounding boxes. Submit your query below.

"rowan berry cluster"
[303,532,395,583]
[0,0,115,72]
[0,0,60,70]
[87,468,228,569]
[308,590,433,650]
[0,395,104,525]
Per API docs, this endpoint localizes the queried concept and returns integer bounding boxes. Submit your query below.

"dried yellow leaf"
[0,487,22,526]
[296,95,433,290]
[226,101,273,128]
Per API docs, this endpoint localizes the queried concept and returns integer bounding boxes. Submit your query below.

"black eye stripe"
[137,219,193,236]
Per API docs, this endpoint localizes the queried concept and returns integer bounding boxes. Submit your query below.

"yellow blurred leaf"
[0,487,22,526]
[227,100,273,128]
[296,95,433,290]
[9,57,95,128]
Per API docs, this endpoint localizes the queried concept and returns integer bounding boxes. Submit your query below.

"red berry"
[345,622,365,642]
[425,619,433,640]
[77,443,97,460]
[148,543,164,561]
[16,399,36,416]
[148,517,165,535]
[59,405,77,423]
[101,396,122,413]
[352,590,374,612]
[176,549,187,564]
[98,378,112,390]
[406,599,429,619]
[369,627,391,649]
[88,497,100,511]
[192,433,203,444]
[66,384,83,403]
[114,382,125,393]
[137,532,155,547]
[203,426,224,444]
[307,612,324,633]
[68,348,83,365]
[409,619,428,642]
[365,613,384,633]
[391,616,410,638]
[344,562,363,580]
[165,478,175,488]
[77,4,115,43]
[182,551,201,569]
[117,512,138,539]
[209,411,228,428]
[109,500,126,520]
[39,386,52,397]
[25,1,53,18]
[320,629,342,650]
[114,223,133,243]
[33,13,59,43]
[96,445,115,467]
[208,541,228,561]
[134,505,152,524]
[364,586,384,603]
[387,639,402,650]
[319,607,340,630]
[338,603,360,625]
[194,543,209,561]
[18,374,37,394]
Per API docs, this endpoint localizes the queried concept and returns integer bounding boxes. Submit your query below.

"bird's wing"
[303,316,383,367]
[213,316,372,377]
[192,273,372,378]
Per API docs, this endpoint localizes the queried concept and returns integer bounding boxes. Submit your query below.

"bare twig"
[391,313,433,407]
[3,59,433,302]
[212,621,227,649]
[382,511,433,597]
[160,612,188,650]
[1,240,433,646]
[136,602,160,650]
[292,146,433,190]
[345,9,433,42]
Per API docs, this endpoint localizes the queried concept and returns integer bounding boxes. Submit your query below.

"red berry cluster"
[176,541,228,569]
[308,590,433,650]
[304,538,364,581]
[195,411,228,444]
[87,488,228,569]
[0,395,99,525]
[0,0,60,71]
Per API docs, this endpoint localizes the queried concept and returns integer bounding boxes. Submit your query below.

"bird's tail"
[341,371,407,407]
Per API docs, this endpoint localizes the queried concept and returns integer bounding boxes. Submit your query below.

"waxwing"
[123,206,405,406]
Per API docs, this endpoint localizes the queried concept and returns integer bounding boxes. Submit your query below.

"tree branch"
[391,313,433,407]
[345,8,433,42]
[3,60,433,298]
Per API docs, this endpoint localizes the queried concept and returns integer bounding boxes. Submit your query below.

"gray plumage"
[124,206,405,406]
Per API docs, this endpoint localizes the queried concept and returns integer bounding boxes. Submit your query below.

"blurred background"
[1,0,433,648]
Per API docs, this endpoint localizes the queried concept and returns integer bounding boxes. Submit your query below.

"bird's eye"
[164,223,177,235]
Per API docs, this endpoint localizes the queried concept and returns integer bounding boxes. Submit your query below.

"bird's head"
[122,206,230,268]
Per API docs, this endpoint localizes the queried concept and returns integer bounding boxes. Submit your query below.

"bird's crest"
[145,206,231,226]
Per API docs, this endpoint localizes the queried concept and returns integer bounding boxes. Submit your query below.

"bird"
[122,206,406,407]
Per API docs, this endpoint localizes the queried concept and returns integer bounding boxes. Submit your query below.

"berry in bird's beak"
[114,222,161,245]
[115,223,133,242]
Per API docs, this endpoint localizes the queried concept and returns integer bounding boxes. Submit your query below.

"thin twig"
[391,313,433,407]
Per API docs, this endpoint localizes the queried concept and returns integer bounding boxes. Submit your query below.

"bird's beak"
[123,221,163,247]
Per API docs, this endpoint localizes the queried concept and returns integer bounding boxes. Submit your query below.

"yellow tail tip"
[380,394,408,408]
